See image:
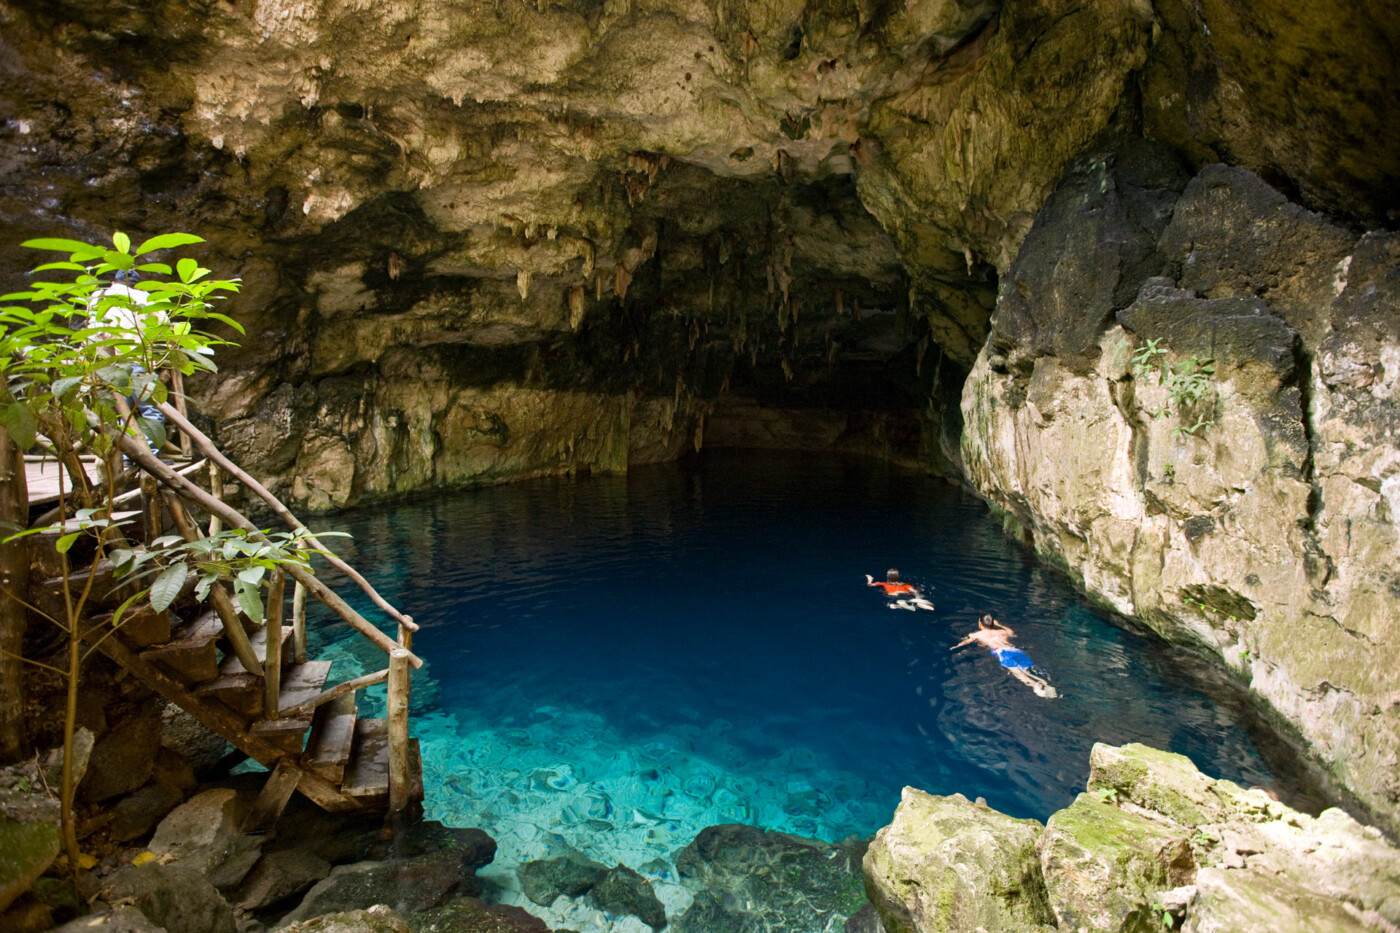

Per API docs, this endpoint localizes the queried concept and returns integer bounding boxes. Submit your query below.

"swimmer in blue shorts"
[951,613,1058,698]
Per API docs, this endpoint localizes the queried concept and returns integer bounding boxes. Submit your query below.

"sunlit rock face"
[962,143,1400,835]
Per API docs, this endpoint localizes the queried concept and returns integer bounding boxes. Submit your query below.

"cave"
[2,0,1400,929]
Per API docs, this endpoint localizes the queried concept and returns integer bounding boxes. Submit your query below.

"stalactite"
[569,285,586,331]
[516,269,532,300]
[615,262,634,302]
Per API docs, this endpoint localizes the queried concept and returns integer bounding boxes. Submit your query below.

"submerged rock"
[863,788,1055,933]
[517,853,605,907]
[284,905,412,933]
[673,823,868,933]
[592,864,666,929]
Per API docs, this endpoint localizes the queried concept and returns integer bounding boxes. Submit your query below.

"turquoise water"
[305,451,1283,926]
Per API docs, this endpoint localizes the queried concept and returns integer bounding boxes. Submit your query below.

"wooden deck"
[25,458,103,507]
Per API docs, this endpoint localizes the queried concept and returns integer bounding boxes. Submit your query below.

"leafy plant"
[1132,339,1217,438]
[0,231,338,875]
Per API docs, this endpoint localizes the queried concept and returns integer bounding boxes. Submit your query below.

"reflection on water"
[305,450,1299,922]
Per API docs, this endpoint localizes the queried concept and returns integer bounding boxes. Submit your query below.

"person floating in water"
[951,613,1058,698]
[866,569,934,611]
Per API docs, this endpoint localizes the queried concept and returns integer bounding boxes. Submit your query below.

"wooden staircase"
[28,423,425,832]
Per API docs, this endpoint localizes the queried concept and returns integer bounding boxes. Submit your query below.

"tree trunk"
[0,427,29,763]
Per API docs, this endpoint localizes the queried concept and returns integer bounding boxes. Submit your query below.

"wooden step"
[341,719,422,805]
[27,511,143,578]
[245,661,334,753]
[194,625,297,716]
[30,559,135,621]
[302,692,358,784]
[99,606,171,649]
[141,610,222,685]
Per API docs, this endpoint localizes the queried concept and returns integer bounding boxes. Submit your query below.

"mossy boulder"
[863,787,1055,933]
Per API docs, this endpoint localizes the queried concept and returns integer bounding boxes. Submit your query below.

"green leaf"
[237,566,266,586]
[149,562,188,612]
[32,261,90,272]
[55,531,81,553]
[109,548,134,569]
[135,233,203,255]
[235,581,265,624]
[150,534,185,549]
[113,231,131,253]
[0,402,37,449]
[176,258,198,283]
[22,238,104,259]
[51,376,83,399]
[135,262,172,275]
[137,416,167,452]
[112,589,149,628]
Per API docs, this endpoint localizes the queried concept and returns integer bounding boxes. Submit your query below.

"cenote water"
[304,450,1287,926]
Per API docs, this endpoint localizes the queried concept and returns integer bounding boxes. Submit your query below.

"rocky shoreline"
[6,716,1397,933]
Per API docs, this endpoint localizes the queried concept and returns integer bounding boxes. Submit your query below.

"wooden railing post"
[139,473,162,544]
[387,648,412,815]
[397,615,414,653]
[264,568,286,718]
[207,462,223,537]
[292,580,307,664]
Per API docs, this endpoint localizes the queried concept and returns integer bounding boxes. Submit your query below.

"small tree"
[0,232,322,870]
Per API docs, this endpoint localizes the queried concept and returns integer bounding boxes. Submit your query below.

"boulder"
[80,715,161,803]
[367,822,496,874]
[863,788,1055,933]
[99,863,237,933]
[0,760,63,914]
[52,906,168,932]
[406,897,553,932]
[278,850,464,926]
[148,788,264,891]
[673,824,868,933]
[283,905,411,933]
[1038,795,1195,931]
[516,853,604,907]
[108,780,188,844]
[235,848,333,912]
[592,865,666,929]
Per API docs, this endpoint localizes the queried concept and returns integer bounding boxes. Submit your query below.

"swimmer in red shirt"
[866,569,935,611]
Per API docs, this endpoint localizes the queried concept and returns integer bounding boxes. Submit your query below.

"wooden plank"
[239,759,302,835]
[25,458,101,507]
[142,610,222,684]
[341,718,389,801]
[303,693,357,784]
[248,661,332,741]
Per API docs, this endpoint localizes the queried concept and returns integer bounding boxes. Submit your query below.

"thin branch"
[0,648,69,678]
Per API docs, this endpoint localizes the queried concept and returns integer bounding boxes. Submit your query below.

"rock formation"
[962,146,1400,836]
[864,743,1400,933]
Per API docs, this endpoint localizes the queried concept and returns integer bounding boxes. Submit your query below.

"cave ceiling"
[0,0,1395,417]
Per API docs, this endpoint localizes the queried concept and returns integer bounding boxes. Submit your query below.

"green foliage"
[1132,338,1217,439]
[1,230,242,452]
[1,230,342,629]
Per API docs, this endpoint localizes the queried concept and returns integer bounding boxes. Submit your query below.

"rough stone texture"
[283,905,412,933]
[406,897,553,933]
[278,851,465,926]
[863,787,1054,933]
[107,779,188,844]
[1080,744,1400,932]
[0,756,64,914]
[79,709,161,803]
[99,863,238,933]
[673,823,869,933]
[147,788,265,892]
[517,854,605,908]
[867,745,1400,933]
[592,865,666,929]
[962,159,1400,834]
[52,906,168,933]
[235,848,333,913]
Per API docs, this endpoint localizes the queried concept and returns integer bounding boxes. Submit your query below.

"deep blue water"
[305,450,1280,861]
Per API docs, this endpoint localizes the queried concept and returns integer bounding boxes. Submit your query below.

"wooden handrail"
[155,402,418,634]
[112,431,422,668]
[279,668,389,720]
